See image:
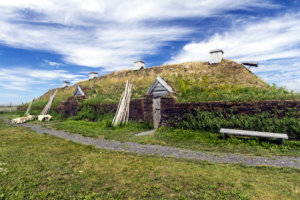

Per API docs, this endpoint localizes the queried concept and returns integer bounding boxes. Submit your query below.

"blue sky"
[0,0,300,105]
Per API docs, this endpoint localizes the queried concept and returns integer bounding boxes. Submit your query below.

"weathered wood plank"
[220,128,288,139]
[25,98,35,116]
[41,90,57,115]
[153,98,161,129]
[112,81,132,126]
[152,91,169,98]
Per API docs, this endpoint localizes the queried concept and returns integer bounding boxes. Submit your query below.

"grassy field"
[50,119,300,157]
[52,118,152,139]
[1,118,300,199]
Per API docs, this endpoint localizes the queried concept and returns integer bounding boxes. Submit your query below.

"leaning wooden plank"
[113,81,130,126]
[112,91,125,125]
[124,83,132,123]
[25,98,35,116]
[122,83,132,124]
[220,128,288,139]
[41,89,57,115]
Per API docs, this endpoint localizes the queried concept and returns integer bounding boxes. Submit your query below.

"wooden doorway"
[153,98,161,129]
[147,76,173,129]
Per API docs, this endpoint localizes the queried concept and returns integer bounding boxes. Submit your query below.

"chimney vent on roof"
[89,72,98,80]
[62,81,70,88]
[133,60,145,70]
[209,49,224,64]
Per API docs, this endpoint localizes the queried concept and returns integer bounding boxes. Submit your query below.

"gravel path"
[2,117,300,169]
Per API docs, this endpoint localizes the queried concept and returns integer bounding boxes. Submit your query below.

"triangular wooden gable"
[146,76,172,98]
[73,85,85,97]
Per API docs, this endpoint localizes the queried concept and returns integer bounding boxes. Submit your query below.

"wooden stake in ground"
[25,98,35,116]
[112,81,133,126]
[40,90,57,115]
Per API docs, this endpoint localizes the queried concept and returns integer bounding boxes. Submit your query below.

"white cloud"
[0,0,275,70]
[168,13,300,91]
[44,59,61,67]
[0,67,84,91]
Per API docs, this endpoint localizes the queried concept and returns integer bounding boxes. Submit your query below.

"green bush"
[175,109,300,140]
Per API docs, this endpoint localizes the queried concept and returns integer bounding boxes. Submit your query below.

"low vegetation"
[174,109,300,140]
[1,118,300,199]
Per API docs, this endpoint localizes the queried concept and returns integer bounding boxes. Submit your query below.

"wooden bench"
[220,128,289,145]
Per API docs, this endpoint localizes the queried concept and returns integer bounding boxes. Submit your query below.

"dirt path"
[2,117,300,169]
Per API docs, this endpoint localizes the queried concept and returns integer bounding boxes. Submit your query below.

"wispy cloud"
[44,59,61,67]
[0,0,275,70]
[0,67,84,91]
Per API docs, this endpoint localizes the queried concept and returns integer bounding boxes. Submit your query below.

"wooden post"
[278,138,284,146]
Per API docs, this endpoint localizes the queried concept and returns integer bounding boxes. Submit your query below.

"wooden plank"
[112,81,132,126]
[146,80,159,95]
[152,91,169,98]
[156,76,172,93]
[242,62,258,67]
[25,98,35,116]
[153,85,168,92]
[153,98,161,129]
[220,128,288,139]
[113,81,128,126]
[41,90,57,115]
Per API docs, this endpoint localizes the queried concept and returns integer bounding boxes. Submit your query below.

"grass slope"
[38,59,277,104]
[1,119,300,199]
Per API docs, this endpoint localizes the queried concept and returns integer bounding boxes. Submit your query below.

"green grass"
[175,83,300,102]
[152,127,300,157]
[1,118,300,199]
[52,119,152,140]
[48,119,300,157]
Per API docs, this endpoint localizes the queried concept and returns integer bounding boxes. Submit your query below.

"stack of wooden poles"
[112,81,133,126]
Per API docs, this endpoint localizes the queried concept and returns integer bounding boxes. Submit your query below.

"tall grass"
[175,82,300,102]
